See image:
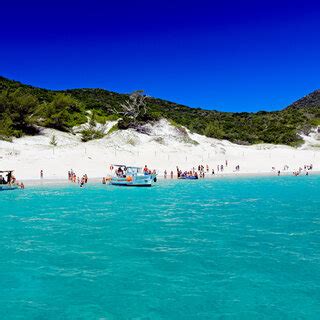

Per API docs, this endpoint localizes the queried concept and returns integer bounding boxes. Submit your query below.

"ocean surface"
[0,176,319,319]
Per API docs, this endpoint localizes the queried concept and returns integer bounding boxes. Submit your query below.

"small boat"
[0,185,19,191]
[110,165,157,187]
[179,175,198,180]
[0,170,20,191]
[178,171,199,180]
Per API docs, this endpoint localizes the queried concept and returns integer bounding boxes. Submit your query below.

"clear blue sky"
[1,0,319,112]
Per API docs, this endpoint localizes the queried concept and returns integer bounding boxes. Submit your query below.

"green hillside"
[0,76,319,145]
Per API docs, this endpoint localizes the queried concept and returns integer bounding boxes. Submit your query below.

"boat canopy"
[111,165,142,169]
[127,167,142,173]
[0,170,14,173]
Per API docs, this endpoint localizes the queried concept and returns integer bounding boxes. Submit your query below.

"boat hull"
[0,185,19,191]
[110,182,152,187]
[179,176,198,180]
[110,175,154,187]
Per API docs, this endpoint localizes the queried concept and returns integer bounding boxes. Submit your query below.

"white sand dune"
[0,119,319,180]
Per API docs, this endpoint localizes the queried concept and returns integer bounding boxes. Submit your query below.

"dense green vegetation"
[0,76,319,145]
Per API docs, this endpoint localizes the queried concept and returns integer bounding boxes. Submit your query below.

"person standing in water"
[143,165,149,175]
[40,170,43,179]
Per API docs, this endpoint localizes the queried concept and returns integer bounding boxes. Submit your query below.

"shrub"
[204,123,225,139]
[50,134,58,146]
[80,128,105,142]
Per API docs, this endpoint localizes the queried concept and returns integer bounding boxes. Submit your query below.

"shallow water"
[0,176,320,319]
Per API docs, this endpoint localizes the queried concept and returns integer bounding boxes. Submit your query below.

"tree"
[11,93,38,130]
[114,90,147,126]
[0,90,39,136]
[0,90,9,114]
[0,113,15,141]
[45,94,85,130]
[89,110,97,127]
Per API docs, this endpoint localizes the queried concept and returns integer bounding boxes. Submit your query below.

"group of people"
[68,170,77,183]
[292,168,308,176]
[143,165,156,175]
[272,163,313,176]
[0,171,24,189]
[163,161,240,179]
[80,174,88,187]
[180,170,199,179]
[110,165,156,180]
[304,164,313,170]
[68,170,88,187]
[293,164,313,176]
[114,166,126,177]
[197,165,208,177]
[163,170,174,179]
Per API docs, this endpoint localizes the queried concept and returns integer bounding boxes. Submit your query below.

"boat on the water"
[0,170,20,191]
[0,185,19,191]
[178,171,199,180]
[110,165,157,187]
[179,176,198,180]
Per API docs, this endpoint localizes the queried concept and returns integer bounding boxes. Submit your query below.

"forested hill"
[285,89,320,110]
[0,76,319,146]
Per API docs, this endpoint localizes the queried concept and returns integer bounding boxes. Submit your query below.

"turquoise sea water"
[0,176,320,319]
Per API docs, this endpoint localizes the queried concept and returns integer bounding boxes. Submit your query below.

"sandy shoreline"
[18,170,320,188]
[1,120,319,181]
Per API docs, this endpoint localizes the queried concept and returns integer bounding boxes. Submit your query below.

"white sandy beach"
[0,120,319,180]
